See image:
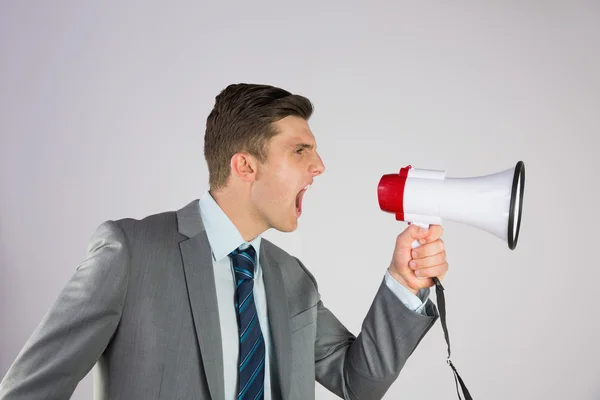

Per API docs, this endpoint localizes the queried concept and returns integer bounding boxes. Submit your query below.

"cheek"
[256,163,298,205]
[268,167,294,191]
[255,175,287,206]
[273,178,295,204]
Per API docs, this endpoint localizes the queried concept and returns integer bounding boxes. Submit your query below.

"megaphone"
[377,161,525,400]
[377,161,525,250]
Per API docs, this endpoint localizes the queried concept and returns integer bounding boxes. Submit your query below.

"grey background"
[1,2,598,399]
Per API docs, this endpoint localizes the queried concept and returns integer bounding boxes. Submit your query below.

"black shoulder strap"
[434,278,473,400]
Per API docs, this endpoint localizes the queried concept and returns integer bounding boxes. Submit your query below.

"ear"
[230,152,258,182]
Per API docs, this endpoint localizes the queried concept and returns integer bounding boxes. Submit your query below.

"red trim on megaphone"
[377,165,412,221]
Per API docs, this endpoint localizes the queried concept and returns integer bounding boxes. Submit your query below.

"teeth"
[304,184,311,191]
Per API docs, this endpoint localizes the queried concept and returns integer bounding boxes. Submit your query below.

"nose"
[311,153,326,177]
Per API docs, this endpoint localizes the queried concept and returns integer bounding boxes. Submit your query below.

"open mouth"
[295,184,311,216]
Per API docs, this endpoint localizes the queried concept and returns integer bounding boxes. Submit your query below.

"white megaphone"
[378,161,525,400]
[377,161,525,250]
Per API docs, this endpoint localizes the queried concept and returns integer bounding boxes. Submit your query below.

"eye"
[295,148,305,154]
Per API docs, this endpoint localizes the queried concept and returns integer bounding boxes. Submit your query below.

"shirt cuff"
[384,270,431,315]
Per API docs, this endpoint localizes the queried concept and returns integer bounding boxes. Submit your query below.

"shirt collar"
[198,190,262,263]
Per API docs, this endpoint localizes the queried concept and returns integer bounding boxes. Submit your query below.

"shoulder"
[91,208,182,251]
[115,209,178,235]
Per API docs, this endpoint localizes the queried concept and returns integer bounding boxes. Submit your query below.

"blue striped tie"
[228,245,265,400]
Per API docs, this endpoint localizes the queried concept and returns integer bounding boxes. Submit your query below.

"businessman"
[0,83,447,399]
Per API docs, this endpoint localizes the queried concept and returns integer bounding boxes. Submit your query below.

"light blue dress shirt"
[198,190,430,400]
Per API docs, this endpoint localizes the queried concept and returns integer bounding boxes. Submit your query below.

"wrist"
[387,266,418,295]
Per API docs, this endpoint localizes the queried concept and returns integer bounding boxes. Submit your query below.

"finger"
[409,252,446,269]
[419,224,443,244]
[399,224,430,248]
[411,239,445,259]
[414,262,448,279]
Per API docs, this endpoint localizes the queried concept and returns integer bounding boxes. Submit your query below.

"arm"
[0,221,130,399]
[314,281,438,400]
[304,224,447,399]
[384,270,431,315]
[293,255,438,400]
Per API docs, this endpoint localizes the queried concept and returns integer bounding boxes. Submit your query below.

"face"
[249,115,325,233]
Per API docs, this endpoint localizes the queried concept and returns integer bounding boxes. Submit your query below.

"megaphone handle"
[410,222,443,290]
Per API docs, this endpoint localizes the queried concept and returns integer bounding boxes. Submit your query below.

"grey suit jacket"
[0,199,439,400]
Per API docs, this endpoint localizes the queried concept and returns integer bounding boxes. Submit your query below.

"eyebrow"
[289,143,315,150]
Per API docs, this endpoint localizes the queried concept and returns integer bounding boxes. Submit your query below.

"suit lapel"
[176,199,294,400]
[261,244,292,399]
[177,200,225,400]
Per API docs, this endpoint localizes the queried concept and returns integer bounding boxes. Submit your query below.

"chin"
[272,217,299,233]
[277,223,298,233]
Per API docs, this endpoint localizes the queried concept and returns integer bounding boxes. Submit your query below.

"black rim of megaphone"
[508,161,525,250]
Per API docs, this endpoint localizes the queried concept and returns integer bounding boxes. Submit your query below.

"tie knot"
[228,244,257,280]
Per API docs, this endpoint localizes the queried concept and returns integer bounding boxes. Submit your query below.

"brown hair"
[204,83,313,190]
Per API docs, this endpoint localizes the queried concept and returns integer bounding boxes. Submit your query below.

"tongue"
[296,189,306,212]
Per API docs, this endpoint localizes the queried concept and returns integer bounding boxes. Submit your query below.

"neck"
[209,188,267,242]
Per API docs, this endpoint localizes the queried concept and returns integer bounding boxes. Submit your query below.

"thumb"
[398,223,430,248]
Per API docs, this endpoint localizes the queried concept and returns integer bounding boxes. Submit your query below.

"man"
[0,83,447,399]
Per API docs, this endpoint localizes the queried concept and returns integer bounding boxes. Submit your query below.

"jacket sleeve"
[0,221,130,400]
[298,258,439,399]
